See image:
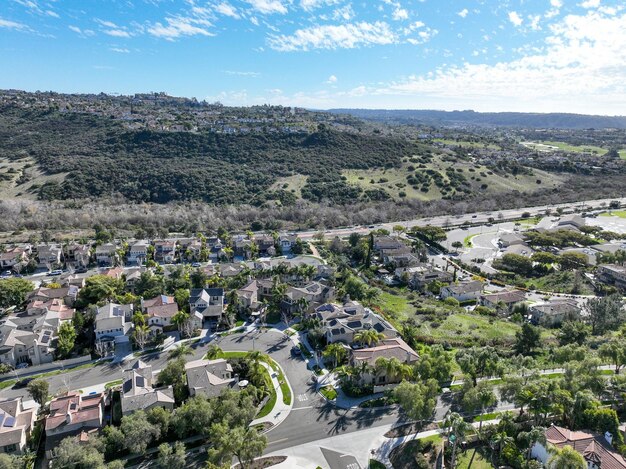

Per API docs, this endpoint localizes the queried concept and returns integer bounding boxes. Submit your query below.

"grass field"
[270,174,308,198]
[434,139,501,150]
[600,210,626,219]
[342,156,563,202]
[0,156,70,199]
[521,141,607,155]
[463,233,480,247]
[457,448,494,469]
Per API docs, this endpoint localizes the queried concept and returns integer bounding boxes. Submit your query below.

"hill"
[328,109,626,130]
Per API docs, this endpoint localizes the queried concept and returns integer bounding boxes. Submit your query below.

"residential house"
[529,299,580,326]
[373,236,405,253]
[282,281,335,315]
[350,337,419,389]
[279,234,298,253]
[154,240,176,263]
[440,281,483,302]
[558,214,586,230]
[313,301,398,345]
[37,244,62,269]
[125,267,145,292]
[103,266,124,280]
[234,236,253,260]
[45,393,104,459]
[189,288,224,321]
[218,263,246,278]
[235,279,274,311]
[95,243,118,266]
[596,264,626,291]
[64,243,91,268]
[402,264,453,291]
[0,326,55,367]
[253,234,276,257]
[29,286,79,307]
[184,358,237,398]
[128,242,149,265]
[141,296,179,334]
[0,248,28,271]
[94,303,133,351]
[480,290,527,311]
[121,360,175,415]
[531,425,626,469]
[0,397,37,455]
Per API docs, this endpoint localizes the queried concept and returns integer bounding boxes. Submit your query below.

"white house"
[440,280,483,302]
[94,302,133,347]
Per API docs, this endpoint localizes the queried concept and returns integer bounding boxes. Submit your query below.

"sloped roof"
[545,425,626,469]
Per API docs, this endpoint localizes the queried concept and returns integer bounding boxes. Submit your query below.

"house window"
[378,376,386,384]
[4,443,18,453]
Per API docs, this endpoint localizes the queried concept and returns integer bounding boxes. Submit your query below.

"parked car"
[13,378,33,389]
[191,262,201,268]
[15,362,30,369]
[75,267,88,273]
[291,346,302,356]
[47,269,63,276]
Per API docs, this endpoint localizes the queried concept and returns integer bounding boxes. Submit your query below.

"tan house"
[121,360,175,415]
[350,337,419,388]
[0,398,37,455]
[185,358,237,398]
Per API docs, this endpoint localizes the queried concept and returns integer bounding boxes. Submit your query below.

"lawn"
[104,379,123,389]
[463,233,480,247]
[457,448,494,469]
[320,386,337,400]
[521,141,607,156]
[256,387,277,419]
[374,291,414,326]
[418,313,521,344]
[600,210,626,219]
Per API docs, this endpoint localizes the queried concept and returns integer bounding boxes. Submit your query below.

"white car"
[15,363,29,369]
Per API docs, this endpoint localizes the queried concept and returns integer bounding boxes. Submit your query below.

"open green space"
[521,140,607,155]
[320,386,337,400]
[457,448,495,469]
[600,210,626,219]
[433,139,501,150]
[463,233,480,248]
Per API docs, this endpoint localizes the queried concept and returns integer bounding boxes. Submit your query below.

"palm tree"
[443,412,471,468]
[205,344,224,360]
[490,432,514,466]
[172,311,191,338]
[322,343,347,369]
[518,426,546,462]
[168,343,193,359]
[548,445,585,469]
[353,329,385,347]
[375,357,411,383]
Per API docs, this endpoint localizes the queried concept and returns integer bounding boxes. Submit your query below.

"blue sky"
[1,0,625,114]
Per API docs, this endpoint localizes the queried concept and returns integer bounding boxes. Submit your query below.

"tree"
[51,435,106,469]
[411,225,447,243]
[490,432,514,465]
[585,294,625,335]
[392,380,438,432]
[77,275,124,307]
[133,323,149,350]
[168,343,193,359]
[27,379,49,406]
[493,253,533,276]
[557,321,590,346]
[559,252,588,270]
[56,321,77,358]
[375,357,412,382]
[443,412,471,468]
[158,357,188,404]
[518,426,546,463]
[207,423,267,469]
[599,338,626,374]
[414,344,454,383]
[548,445,585,469]
[190,268,208,289]
[461,381,497,435]
[147,406,172,438]
[322,343,348,369]
[172,310,194,338]
[0,278,33,308]
[451,241,463,252]
[102,425,125,459]
[515,323,541,355]
[455,346,501,385]
[0,454,19,469]
[157,441,186,469]
[206,344,224,360]
[120,410,160,454]
[353,329,385,347]
[171,396,214,438]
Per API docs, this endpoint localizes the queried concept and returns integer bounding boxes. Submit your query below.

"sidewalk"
[250,360,293,429]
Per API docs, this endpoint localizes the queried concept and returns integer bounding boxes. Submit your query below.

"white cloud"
[326,74,338,84]
[0,17,28,30]
[392,7,409,21]
[104,29,132,38]
[68,25,95,36]
[508,11,523,27]
[223,70,261,76]
[147,16,214,39]
[580,0,600,8]
[300,0,341,11]
[110,47,130,53]
[365,10,626,113]
[215,2,240,18]
[333,5,354,21]
[245,0,288,15]
[551,0,563,7]
[457,9,469,18]
[268,21,396,51]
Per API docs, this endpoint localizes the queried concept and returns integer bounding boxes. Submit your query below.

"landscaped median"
[217,350,293,425]
[0,360,102,391]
